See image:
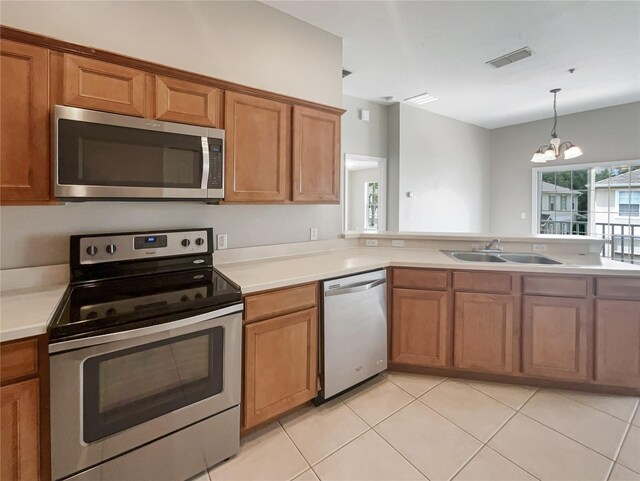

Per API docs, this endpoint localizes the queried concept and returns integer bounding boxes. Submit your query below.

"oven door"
[54,105,224,200]
[50,304,241,481]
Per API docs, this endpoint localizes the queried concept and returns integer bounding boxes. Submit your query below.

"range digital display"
[134,235,168,250]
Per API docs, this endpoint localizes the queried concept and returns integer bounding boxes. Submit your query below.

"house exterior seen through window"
[536,163,640,263]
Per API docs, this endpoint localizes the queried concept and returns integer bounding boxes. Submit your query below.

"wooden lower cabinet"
[595,299,640,388]
[1,379,40,481]
[0,335,49,481]
[391,288,450,367]
[522,296,589,381]
[454,292,517,374]
[243,308,318,429]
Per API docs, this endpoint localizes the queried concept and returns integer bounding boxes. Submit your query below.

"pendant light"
[530,88,583,163]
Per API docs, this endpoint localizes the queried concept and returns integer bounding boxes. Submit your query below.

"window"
[535,163,640,263]
[364,182,379,230]
[618,191,640,217]
[560,196,568,211]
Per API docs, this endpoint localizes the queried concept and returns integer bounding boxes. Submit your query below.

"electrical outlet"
[365,239,378,247]
[310,227,318,241]
[532,243,547,252]
[391,240,405,247]
[216,234,228,250]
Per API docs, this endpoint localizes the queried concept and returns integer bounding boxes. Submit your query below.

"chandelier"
[531,88,583,163]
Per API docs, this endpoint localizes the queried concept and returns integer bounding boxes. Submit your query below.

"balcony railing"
[596,223,639,263]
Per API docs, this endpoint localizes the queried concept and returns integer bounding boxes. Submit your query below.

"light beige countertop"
[1,264,69,343]
[2,240,640,341]
[1,284,67,342]
[217,246,640,294]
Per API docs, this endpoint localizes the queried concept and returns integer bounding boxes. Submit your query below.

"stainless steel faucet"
[483,238,503,252]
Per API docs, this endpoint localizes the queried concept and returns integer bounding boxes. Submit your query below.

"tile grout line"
[516,410,621,463]
[278,419,314,480]
[383,371,448,398]
[283,398,372,470]
[459,377,540,411]
[550,389,640,424]
[610,401,640,477]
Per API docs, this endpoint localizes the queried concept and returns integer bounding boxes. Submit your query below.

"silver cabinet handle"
[325,278,386,297]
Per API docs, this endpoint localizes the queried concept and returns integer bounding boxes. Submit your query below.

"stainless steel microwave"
[54,105,224,202]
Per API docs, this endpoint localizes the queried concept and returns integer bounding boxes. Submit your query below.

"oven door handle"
[201,137,210,190]
[49,303,243,354]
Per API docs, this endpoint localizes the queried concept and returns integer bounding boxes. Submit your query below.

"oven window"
[83,328,223,443]
[58,119,203,189]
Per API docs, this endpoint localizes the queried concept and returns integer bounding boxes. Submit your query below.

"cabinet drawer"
[453,271,512,293]
[393,269,448,290]
[245,283,317,323]
[523,275,588,298]
[596,277,640,300]
[0,338,38,383]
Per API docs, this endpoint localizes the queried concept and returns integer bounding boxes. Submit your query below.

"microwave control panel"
[208,139,224,190]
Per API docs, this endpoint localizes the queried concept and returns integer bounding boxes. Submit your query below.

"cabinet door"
[155,76,223,127]
[64,54,145,116]
[595,300,640,388]
[391,288,450,367]
[1,379,40,481]
[292,106,340,203]
[0,40,49,203]
[454,293,517,374]
[225,92,290,202]
[522,296,589,380]
[244,308,318,429]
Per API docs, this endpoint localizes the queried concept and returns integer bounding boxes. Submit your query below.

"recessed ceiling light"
[405,92,438,105]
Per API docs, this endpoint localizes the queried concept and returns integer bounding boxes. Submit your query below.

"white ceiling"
[264,1,640,129]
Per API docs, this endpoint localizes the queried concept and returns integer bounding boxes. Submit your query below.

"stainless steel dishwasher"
[318,269,388,402]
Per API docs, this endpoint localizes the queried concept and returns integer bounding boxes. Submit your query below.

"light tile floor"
[198,372,639,481]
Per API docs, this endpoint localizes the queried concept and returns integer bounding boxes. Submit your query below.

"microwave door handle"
[201,137,210,190]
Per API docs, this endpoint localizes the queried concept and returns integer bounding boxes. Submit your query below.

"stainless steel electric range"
[48,228,242,481]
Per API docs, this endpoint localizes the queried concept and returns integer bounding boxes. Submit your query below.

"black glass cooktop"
[49,268,242,342]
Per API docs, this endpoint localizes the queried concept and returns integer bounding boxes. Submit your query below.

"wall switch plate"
[216,234,228,250]
[365,239,378,247]
[532,243,547,252]
[391,240,405,247]
[521,212,527,220]
[310,227,318,241]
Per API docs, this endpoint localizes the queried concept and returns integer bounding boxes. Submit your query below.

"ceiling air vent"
[342,69,352,78]
[486,47,532,68]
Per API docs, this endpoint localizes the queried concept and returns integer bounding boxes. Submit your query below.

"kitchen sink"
[442,250,563,265]
[497,253,562,265]
[447,251,507,263]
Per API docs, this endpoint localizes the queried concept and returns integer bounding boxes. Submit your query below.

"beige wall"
[389,103,492,233]
[0,1,343,269]
[0,1,342,107]
[490,102,640,235]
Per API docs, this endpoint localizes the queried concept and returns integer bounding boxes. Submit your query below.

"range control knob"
[86,245,98,256]
[181,239,191,247]
[105,244,117,255]
[195,238,205,246]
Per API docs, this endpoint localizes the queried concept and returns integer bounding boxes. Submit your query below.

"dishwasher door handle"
[324,278,386,297]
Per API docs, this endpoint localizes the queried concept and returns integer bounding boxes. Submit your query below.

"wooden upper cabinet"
[243,308,318,429]
[155,75,223,127]
[391,288,450,367]
[225,92,290,202]
[454,292,518,374]
[522,296,590,381]
[595,300,640,388]
[63,54,145,117]
[0,40,49,204]
[292,106,340,203]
